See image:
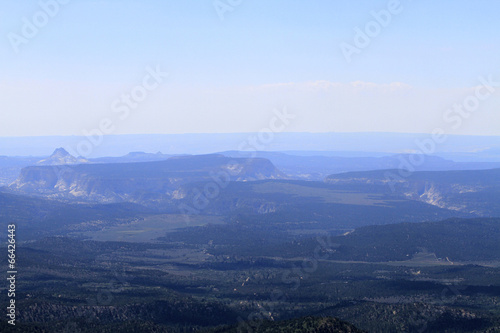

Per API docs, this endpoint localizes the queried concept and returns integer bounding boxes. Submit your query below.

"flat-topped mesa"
[11,154,286,205]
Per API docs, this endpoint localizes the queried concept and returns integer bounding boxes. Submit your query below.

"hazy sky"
[1,0,500,137]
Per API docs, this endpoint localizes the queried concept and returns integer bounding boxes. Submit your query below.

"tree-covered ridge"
[323,217,500,262]
[208,316,365,333]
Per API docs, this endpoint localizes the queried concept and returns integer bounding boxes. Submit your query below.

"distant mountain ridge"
[2,133,500,159]
[219,151,500,180]
[90,151,175,164]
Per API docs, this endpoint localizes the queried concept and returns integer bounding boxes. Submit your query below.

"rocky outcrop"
[36,148,88,166]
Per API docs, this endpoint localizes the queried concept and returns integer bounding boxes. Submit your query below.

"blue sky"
[1,0,500,136]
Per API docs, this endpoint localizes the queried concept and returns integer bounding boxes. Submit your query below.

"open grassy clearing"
[75,214,225,242]
[250,181,398,206]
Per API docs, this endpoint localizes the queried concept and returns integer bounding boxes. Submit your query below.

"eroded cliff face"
[400,181,464,212]
[325,169,498,216]
[10,155,285,205]
[326,175,464,212]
